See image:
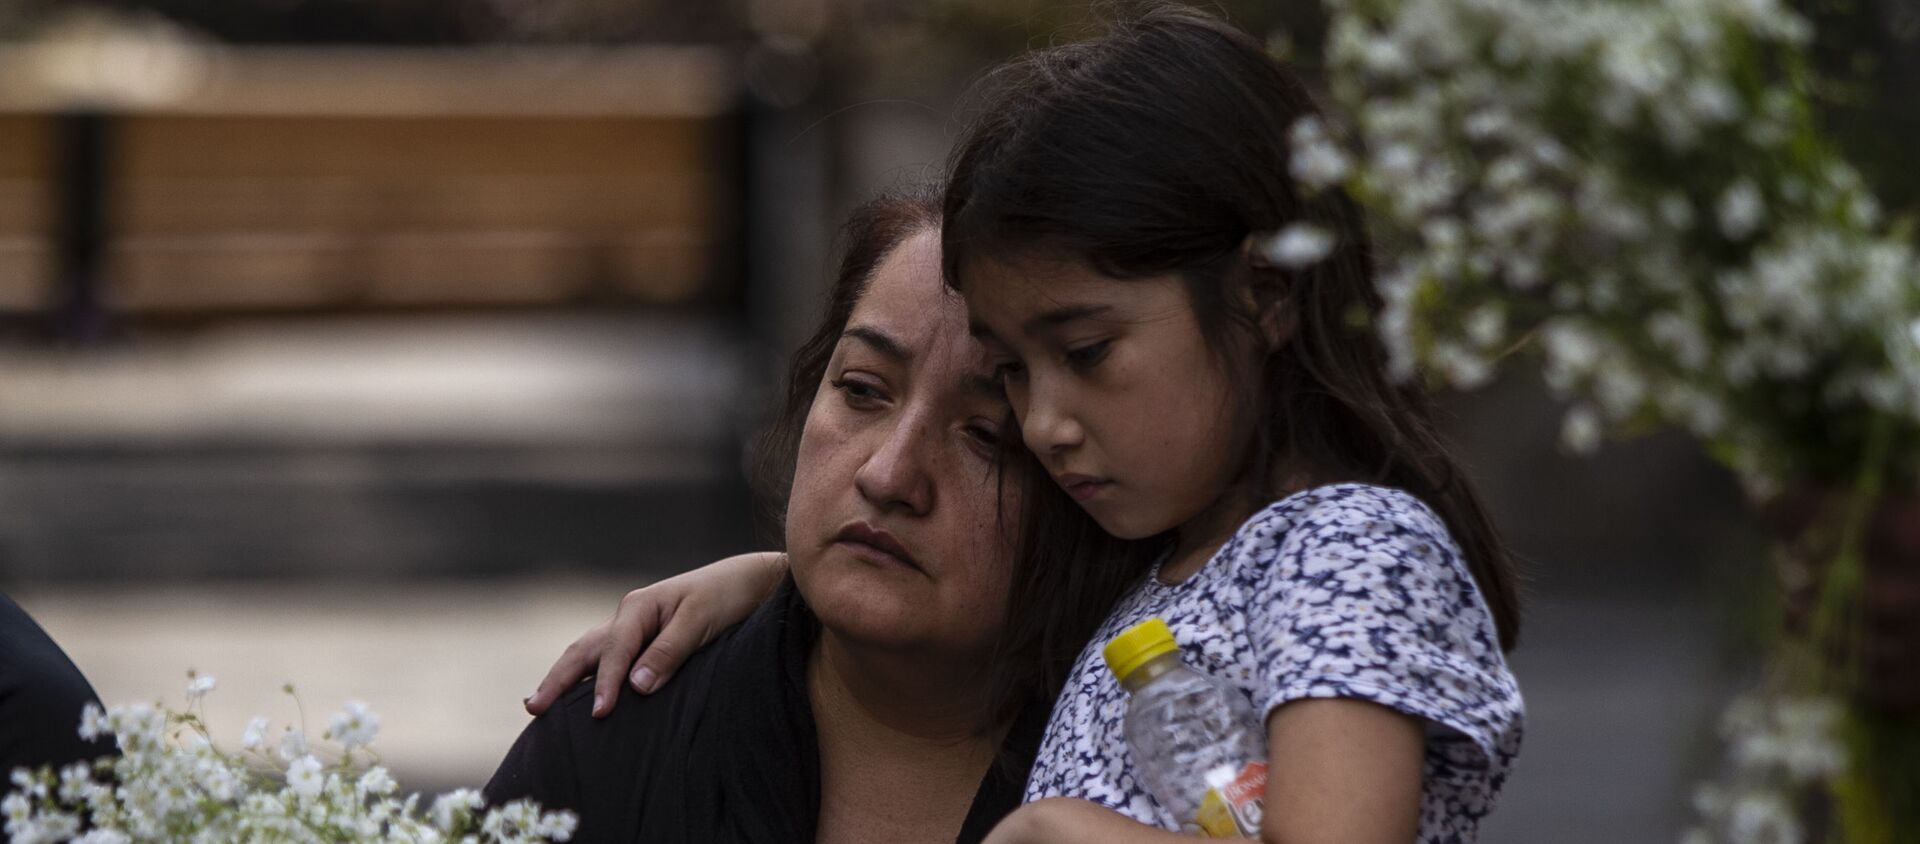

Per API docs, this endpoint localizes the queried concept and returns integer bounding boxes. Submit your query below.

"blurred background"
[1,1,1913,840]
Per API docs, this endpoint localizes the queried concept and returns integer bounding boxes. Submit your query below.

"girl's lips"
[1056,474,1111,502]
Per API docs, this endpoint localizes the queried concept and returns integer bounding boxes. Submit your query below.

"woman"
[485,188,1146,844]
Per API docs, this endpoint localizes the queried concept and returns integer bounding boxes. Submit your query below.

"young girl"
[528,6,1523,842]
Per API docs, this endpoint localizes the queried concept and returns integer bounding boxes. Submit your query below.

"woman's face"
[786,230,1021,659]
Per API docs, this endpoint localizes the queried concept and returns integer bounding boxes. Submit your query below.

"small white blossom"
[1560,405,1603,453]
[184,673,216,701]
[326,700,380,750]
[1258,223,1336,268]
[277,728,306,762]
[286,755,324,800]
[1288,116,1352,190]
[1717,178,1765,239]
[431,788,486,831]
[357,766,397,798]
[240,716,270,751]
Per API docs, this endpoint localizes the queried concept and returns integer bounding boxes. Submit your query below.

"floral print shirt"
[1024,483,1524,842]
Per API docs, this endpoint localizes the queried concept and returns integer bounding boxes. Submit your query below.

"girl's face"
[964,254,1254,543]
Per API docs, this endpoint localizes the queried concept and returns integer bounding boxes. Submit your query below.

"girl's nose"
[853,419,935,514]
[1019,388,1084,456]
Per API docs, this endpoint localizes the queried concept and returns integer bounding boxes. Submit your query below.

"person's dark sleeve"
[483,684,586,811]
[0,594,117,775]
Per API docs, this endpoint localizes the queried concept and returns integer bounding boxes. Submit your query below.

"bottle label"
[1193,761,1267,837]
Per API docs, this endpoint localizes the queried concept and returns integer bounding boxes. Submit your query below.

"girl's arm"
[523,551,787,718]
[986,698,1423,844]
[1260,698,1423,842]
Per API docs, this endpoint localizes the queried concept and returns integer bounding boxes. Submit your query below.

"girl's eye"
[830,376,886,405]
[1064,339,1111,370]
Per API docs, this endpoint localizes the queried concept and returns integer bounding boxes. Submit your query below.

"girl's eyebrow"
[966,304,1114,341]
[1023,303,1112,336]
[841,325,909,361]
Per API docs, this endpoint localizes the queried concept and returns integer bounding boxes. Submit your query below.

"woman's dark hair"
[942,4,1522,649]
[754,185,1156,730]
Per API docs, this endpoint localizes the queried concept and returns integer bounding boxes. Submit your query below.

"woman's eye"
[830,377,885,404]
[1064,339,1111,369]
[964,422,1002,448]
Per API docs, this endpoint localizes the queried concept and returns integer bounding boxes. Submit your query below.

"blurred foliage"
[1796,0,1920,217]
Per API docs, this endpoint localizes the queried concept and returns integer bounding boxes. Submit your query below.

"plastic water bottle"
[1104,618,1268,837]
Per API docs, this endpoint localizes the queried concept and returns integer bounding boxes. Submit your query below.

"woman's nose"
[853,418,935,514]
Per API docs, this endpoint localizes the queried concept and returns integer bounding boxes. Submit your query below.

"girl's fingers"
[628,608,707,695]
[525,636,599,716]
[590,639,639,718]
[585,590,669,717]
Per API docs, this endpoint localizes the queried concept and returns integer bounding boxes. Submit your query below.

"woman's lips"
[1056,473,1111,502]
[833,521,922,571]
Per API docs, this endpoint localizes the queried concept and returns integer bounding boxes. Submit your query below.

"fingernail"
[632,666,657,694]
[593,693,605,714]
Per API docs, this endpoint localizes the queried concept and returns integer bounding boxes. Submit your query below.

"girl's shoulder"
[1227,482,1453,560]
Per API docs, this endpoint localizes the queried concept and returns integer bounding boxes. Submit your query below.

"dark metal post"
[51,109,110,343]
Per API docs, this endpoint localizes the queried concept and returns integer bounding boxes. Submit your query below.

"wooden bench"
[0,46,747,332]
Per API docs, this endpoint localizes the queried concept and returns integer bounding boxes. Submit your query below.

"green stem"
[1805,411,1892,695]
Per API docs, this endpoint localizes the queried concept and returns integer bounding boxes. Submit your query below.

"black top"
[1,594,116,774]
[485,578,1045,844]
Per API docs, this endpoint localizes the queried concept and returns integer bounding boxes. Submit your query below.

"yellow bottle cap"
[1103,618,1180,683]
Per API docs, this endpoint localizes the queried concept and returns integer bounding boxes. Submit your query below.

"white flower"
[240,717,270,752]
[1288,116,1352,190]
[1465,305,1506,348]
[3,791,30,823]
[431,788,485,831]
[1684,80,1741,123]
[540,810,580,841]
[277,728,306,762]
[285,755,323,800]
[1258,223,1336,268]
[1561,405,1603,453]
[326,701,380,750]
[1658,194,1695,229]
[1717,178,1765,239]
[1727,792,1801,844]
[184,673,216,701]
[357,766,397,797]
[77,702,107,743]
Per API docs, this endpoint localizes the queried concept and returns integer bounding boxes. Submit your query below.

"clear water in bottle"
[1105,618,1268,837]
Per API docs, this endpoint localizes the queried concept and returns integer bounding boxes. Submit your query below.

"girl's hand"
[523,551,787,718]
[982,799,1191,844]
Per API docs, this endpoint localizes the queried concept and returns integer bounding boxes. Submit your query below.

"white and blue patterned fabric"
[1024,483,1524,842]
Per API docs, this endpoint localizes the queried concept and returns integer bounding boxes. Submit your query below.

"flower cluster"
[4,674,574,844]
[1682,694,1845,844]
[1274,0,1920,494]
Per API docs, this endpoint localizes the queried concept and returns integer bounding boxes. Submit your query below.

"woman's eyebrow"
[841,325,909,361]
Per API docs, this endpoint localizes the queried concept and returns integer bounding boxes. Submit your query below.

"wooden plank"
[103,113,725,311]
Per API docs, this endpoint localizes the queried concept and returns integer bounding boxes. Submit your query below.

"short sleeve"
[1244,489,1520,773]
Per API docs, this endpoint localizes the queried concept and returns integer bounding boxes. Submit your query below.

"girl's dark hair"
[942,4,1522,649]
[755,185,1155,729]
